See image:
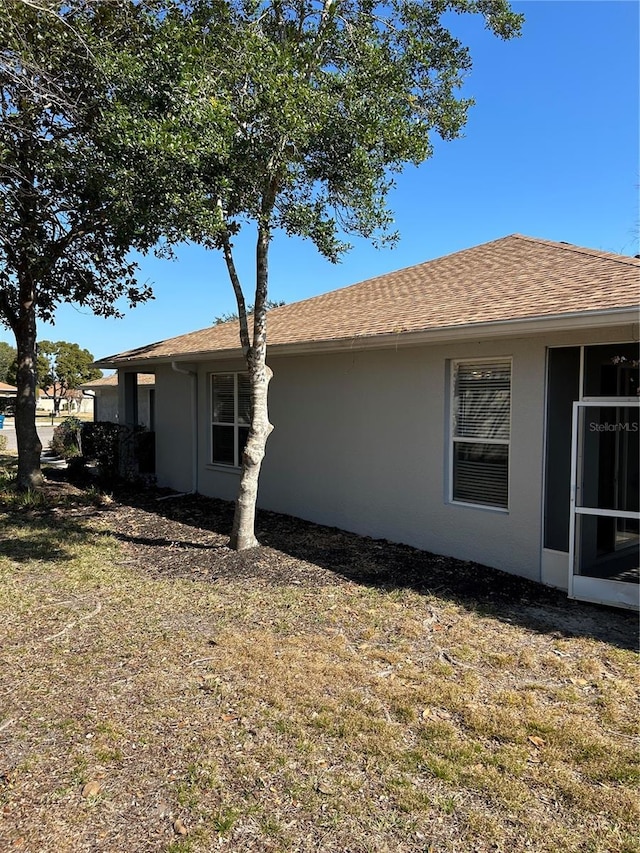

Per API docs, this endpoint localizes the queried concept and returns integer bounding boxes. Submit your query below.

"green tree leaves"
[0,342,16,384]
[37,340,101,396]
[0,1,211,485]
[178,0,523,262]
[170,0,523,547]
[0,0,523,495]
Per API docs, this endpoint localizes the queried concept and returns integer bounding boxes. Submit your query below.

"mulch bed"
[61,479,638,651]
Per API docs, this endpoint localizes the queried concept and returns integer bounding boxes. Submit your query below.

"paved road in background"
[0,421,55,453]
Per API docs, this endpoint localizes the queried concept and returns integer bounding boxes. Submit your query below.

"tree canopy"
[0,0,215,327]
[0,0,523,500]
[0,0,230,486]
[181,0,523,255]
[166,0,524,547]
[36,340,101,413]
[0,341,16,384]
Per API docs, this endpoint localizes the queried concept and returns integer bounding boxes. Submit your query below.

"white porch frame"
[568,399,639,610]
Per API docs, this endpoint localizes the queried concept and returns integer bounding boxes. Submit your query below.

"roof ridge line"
[510,233,640,265]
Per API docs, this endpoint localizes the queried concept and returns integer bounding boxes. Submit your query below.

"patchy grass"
[0,451,18,480]
[0,484,637,853]
[0,452,111,515]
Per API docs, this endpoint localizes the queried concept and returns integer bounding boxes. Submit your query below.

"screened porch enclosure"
[544,342,639,609]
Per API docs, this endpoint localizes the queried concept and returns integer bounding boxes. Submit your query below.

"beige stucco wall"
[155,367,195,494]
[94,387,152,427]
[94,389,119,423]
[154,323,637,585]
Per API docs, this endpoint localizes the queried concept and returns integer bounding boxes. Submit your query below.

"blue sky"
[2,0,638,361]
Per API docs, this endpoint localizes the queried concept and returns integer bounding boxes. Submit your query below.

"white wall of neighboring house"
[75,396,94,415]
[37,394,94,415]
[152,322,634,590]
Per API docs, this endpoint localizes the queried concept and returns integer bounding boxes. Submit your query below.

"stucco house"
[80,373,156,428]
[97,235,640,610]
[0,381,17,414]
[37,387,94,415]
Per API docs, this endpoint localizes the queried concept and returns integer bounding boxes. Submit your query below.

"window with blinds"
[451,360,511,509]
[211,373,251,466]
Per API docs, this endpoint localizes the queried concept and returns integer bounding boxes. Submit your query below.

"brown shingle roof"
[99,235,640,366]
[0,382,17,393]
[80,373,155,389]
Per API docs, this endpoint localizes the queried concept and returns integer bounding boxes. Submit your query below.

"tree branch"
[252,176,279,351]
[0,288,19,332]
[217,198,250,352]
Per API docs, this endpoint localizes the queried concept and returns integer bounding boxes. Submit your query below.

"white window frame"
[449,357,512,512]
[210,372,250,468]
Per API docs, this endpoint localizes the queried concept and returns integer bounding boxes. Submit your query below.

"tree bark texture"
[14,297,43,490]
[229,353,273,550]
[6,146,44,489]
[229,222,274,550]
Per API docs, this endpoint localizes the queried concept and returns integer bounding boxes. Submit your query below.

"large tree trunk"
[14,301,43,490]
[229,222,273,550]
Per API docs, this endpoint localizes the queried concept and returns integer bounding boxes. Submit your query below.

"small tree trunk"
[14,304,43,490]
[229,220,273,550]
[229,353,273,550]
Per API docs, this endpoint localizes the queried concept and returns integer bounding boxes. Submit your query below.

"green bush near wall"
[50,417,83,458]
[81,422,155,483]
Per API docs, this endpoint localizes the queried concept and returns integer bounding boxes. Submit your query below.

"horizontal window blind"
[237,374,251,425]
[452,360,511,509]
[453,443,509,508]
[212,374,235,424]
[454,362,510,441]
[211,373,250,467]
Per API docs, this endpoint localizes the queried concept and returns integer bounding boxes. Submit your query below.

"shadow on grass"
[0,463,99,564]
[0,452,18,472]
[99,483,639,652]
[0,515,95,563]
[110,532,228,553]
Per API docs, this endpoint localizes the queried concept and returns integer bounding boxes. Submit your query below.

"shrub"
[0,434,7,452]
[80,422,155,484]
[81,421,122,483]
[50,416,84,459]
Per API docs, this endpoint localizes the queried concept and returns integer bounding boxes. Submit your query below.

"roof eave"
[277,306,640,357]
[95,306,639,370]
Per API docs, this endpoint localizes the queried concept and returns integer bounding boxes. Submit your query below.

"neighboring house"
[96,235,640,610]
[80,372,155,429]
[0,381,17,413]
[37,387,94,415]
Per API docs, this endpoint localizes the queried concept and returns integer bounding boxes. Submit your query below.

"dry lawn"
[0,465,638,853]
